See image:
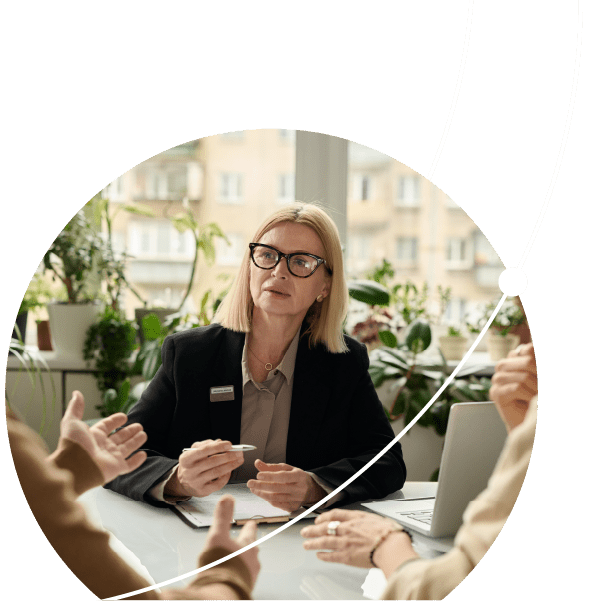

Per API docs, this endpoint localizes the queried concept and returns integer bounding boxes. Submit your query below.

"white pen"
[182,444,257,452]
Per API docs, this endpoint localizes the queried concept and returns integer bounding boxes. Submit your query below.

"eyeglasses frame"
[249,243,332,278]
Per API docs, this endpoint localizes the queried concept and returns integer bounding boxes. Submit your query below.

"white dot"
[498,268,528,296]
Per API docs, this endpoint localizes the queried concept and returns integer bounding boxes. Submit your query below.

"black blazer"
[105,324,406,506]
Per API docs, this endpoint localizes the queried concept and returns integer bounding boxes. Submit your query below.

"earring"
[316,294,324,302]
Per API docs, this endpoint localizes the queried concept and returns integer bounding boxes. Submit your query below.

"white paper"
[174,483,291,527]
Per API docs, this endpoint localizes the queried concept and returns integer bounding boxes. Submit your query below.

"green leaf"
[378,348,411,368]
[141,313,163,341]
[170,212,196,233]
[404,319,432,354]
[368,366,386,388]
[348,280,391,306]
[116,379,131,409]
[122,204,156,218]
[378,330,398,348]
[93,197,108,226]
[392,388,408,416]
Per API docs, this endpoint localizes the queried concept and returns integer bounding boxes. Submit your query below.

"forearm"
[104,454,179,505]
[373,531,420,579]
[164,547,253,600]
[47,439,104,496]
[163,465,194,499]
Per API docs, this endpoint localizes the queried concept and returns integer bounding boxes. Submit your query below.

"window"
[132,163,194,201]
[279,129,296,143]
[352,174,372,202]
[396,237,418,264]
[445,298,467,324]
[104,176,126,202]
[277,173,295,203]
[347,234,373,272]
[446,237,473,269]
[396,175,421,207]
[219,173,243,204]
[216,233,245,266]
[129,220,195,259]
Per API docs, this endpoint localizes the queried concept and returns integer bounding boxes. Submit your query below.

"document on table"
[172,483,309,528]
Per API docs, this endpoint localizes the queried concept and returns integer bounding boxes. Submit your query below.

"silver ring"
[327,520,341,536]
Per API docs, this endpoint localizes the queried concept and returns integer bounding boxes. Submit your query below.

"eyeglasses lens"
[253,246,318,277]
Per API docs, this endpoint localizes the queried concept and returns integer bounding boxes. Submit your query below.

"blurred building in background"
[103,130,503,325]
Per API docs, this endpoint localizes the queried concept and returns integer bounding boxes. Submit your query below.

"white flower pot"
[47,302,101,359]
[486,332,520,361]
[438,336,468,361]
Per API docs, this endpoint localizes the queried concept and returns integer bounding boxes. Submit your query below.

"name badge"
[210,385,235,402]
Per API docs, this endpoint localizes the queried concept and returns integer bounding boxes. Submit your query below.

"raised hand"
[246,459,326,512]
[490,343,537,431]
[202,495,261,587]
[53,391,148,483]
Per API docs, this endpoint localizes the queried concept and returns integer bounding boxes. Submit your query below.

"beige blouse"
[382,398,537,600]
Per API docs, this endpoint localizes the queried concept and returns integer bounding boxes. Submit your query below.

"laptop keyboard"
[396,510,433,525]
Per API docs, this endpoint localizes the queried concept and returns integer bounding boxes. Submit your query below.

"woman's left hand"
[247,460,326,512]
[301,509,417,572]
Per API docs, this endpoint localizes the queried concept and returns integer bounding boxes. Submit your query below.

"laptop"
[363,401,507,538]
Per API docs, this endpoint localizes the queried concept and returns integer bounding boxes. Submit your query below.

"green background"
[0,0,600,600]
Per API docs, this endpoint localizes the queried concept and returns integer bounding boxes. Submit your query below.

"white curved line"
[103,0,583,600]
[517,0,584,270]
[428,0,474,180]
[106,293,508,600]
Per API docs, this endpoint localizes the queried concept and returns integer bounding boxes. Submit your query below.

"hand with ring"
[301,509,417,573]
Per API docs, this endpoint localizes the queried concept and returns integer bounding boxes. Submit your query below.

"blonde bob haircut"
[214,202,349,353]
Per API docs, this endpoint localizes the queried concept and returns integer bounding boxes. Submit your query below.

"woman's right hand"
[166,440,244,497]
[490,343,537,432]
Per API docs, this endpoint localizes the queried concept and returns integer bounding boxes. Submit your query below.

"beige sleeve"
[382,399,537,600]
[161,546,253,600]
[7,410,161,599]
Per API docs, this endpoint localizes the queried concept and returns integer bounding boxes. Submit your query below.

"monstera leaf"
[348,280,391,306]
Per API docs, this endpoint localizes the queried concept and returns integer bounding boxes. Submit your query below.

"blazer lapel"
[206,328,245,445]
[286,334,332,468]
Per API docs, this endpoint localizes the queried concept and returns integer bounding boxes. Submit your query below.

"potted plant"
[468,297,525,361]
[42,207,103,358]
[7,336,58,435]
[83,306,137,417]
[369,319,492,480]
[14,272,58,349]
[348,259,451,352]
[438,325,468,361]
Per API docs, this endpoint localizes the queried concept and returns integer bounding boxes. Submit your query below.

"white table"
[80,482,454,600]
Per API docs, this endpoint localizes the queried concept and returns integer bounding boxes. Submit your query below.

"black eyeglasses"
[249,243,332,278]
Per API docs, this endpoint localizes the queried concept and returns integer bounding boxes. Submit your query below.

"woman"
[8,391,259,600]
[106,203,406,511]
[301,343,538,599]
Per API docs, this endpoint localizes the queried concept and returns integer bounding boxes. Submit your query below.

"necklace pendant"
[265,363,273,371]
